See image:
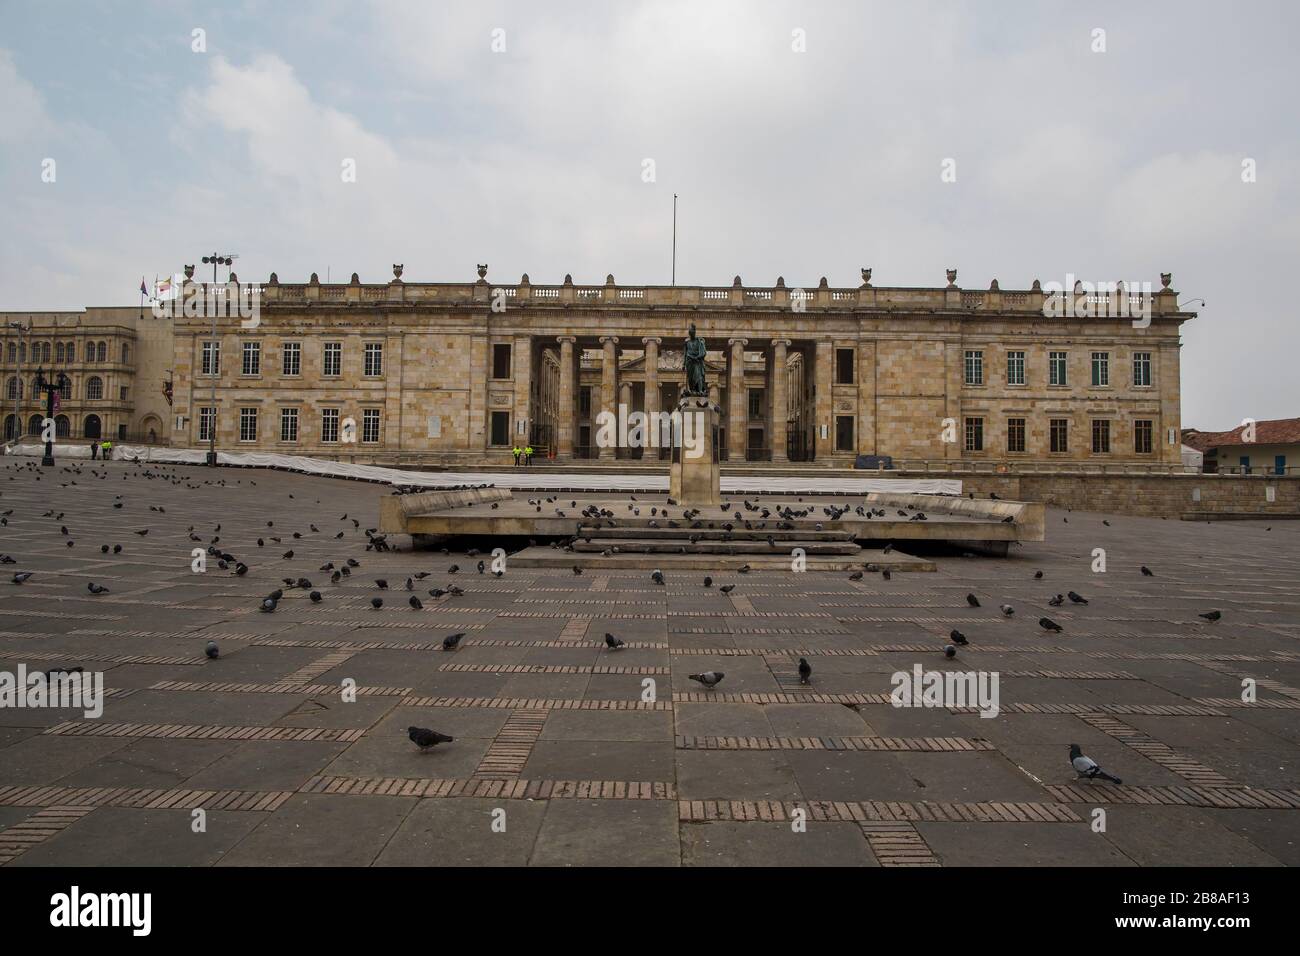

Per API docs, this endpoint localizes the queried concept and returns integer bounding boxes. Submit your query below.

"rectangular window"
[201,341,220,375]
[119,386,128,402]
[1006,351,1025,386]
[1049,351,1067,386]
[321,408,339,443]
[198,407,215,442]
[492,343,512,379]
[1092,419,1111,454]
[1007,417,1026,453]
[323,342,342,376]
[964,350,984,386]
[361,408,380,443]
[835,415,854,452]
[579,387,592,417]
[363,343,383,377]
[282,342,301,376]
[489,410,510,446]
[241,341,261,376]
[1134,419,1153,454]
[835,348,855,385]
[964,417,984,452]
[1050,418,1069,453]
[1091,351,1109,387]
[1133,351,1151,387]
[748,389,763,419]
[280,407,298,442]
[239,407,257,443]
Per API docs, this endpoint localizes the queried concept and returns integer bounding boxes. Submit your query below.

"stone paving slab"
[0,460,1297,865]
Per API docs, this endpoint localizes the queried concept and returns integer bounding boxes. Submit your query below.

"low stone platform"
[509,546,936,572]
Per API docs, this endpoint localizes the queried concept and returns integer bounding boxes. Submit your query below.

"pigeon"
[448,565,459,574]
[1034,570,1043,579]
[651,569,665,585]
[11,571,33,584]
[950,629,969,646]
[204,640,219,659]
[87,582,109,594]
[966,593,980,608]
[944,645,957,659]
[442,632,465,651]
[134,529,148,536]
[882,569,891,581]
[703,576,712,588]
[1140,566,1154,577]
[738,564,751,574]
[719,584,735,594]
[848,570,863,581]
[1198,610,1221,622]
[370,597,383,609]
[797,658,811,684]
[1048,594,1064,607]
[282,550,294,559]
[604,632,625,650]
[409,595,423,610]
[1067,591,1088,605]
[689,671,724,688]
[572,566,583,576]
[310,590,322,603]
[1000,604,1014,617]
[408,726,454,750]
[1069,744,1122,784]
[1039,617,1063,633]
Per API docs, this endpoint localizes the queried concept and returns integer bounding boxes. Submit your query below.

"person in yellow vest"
[100,440,112,461]
[512,445,521,466]
[524,444,534,466]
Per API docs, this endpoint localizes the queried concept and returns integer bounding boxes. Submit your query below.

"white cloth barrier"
[2,443,961,495]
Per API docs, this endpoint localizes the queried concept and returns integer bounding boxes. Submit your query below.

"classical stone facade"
[0,308,173,445]
[5,268,1194,468]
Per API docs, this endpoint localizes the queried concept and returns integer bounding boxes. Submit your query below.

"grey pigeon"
[442,632,465,651]
[797,658,811,684]
[689,671,724,688]
[966,593,980,607]
[1039,617,1063,633]
[1199,610,1221,622]
[605,632,625,650]
[205,640,219,659]
[1069,743,1121,784]
[409,726,454,749]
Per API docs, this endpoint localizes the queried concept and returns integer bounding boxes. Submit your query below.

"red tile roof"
[1182,418,1300,452]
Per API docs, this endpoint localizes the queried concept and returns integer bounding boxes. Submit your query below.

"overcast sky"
[3,0,1297,428]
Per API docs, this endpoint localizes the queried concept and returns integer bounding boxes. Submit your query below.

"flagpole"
[672,194,677,287]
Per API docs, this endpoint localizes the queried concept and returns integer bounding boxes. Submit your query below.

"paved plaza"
[1,459,1297,867]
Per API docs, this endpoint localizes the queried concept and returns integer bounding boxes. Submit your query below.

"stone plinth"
[669,397,720,506]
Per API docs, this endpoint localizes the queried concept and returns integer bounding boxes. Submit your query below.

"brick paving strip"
[676,735,995,752]
[0,807,93,866]
[0,785,293,812]
[1045,783,1300,810]
[472,709,549,779]
[947,702,1227,717]
[1077,714,1235,787]
[278,650,357,685]
[1195,660,1300,701]
[677,799,1082,824]
[860,821,942,867]
[1196,697,1300,709]
[299,776,676,800]
[150,679,408,696]
[588,577,610,591]
[439,660,665,676]
[43,720,365,743]
[12,649,207,666]
[402,695,671,711]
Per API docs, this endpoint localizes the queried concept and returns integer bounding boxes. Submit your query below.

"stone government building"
[2,266,1193,468]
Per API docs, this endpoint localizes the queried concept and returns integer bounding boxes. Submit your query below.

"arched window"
[2,415,16,440]
[56,342,65,363]
[55,415,70,437]
[85,377,104,400]
[40,342,51,363]
[5,343,14,363]
[5,377,20,400]
[83,415,101,439]
[96,341,107,363]
[58,378,71,400]
[27,414,43,435]
[86,341,96,362]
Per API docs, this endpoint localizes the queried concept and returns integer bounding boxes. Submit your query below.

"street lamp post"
[32,367,69,467]
[200,253,235,466]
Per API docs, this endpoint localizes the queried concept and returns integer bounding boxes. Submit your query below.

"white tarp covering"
[2,443,962,496]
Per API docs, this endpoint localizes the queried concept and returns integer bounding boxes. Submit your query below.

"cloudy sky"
[3,0,1297,428]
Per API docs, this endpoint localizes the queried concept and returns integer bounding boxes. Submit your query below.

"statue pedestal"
[669,397,720,506]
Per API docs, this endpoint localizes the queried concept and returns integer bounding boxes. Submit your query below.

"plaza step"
[575,524,856,543]
[571,537,862,556]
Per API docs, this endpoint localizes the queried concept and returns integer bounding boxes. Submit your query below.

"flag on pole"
[139,277,148,296]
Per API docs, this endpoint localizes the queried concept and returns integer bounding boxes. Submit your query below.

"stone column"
[728,338,748,461]
[642,337,661,452]
[771,338,790,462]
[599,335,618,460]
[512,335,532,451]
[619,381,632,459]
[814,339,833,460]
[556,336,576,459]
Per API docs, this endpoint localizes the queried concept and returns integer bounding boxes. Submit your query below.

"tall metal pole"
[672,194,677,287]
[201,254,235,465]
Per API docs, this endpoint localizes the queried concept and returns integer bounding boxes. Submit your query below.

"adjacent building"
[1183,418,1299,475]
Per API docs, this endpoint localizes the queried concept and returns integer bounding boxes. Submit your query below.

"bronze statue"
[683,322,707,395]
